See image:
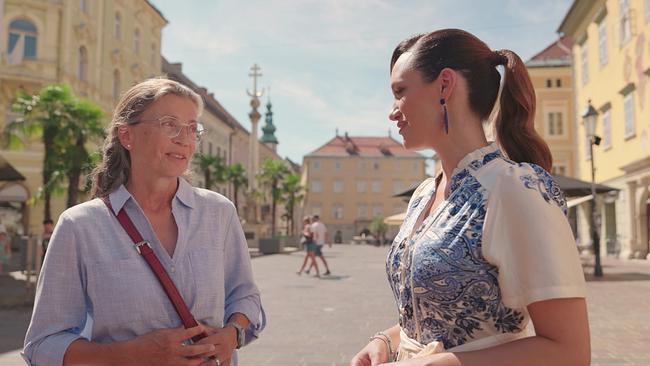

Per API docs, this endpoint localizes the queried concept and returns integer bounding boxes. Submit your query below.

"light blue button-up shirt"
[23,179,265,365]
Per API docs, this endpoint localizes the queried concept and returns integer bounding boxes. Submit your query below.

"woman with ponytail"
[24,78,265,366]
[351,29,589,366]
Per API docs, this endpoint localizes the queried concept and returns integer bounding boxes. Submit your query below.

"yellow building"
[302,133,427,242]
[526,36,577,177]
[0,0,166,234]
[559,0,650,259]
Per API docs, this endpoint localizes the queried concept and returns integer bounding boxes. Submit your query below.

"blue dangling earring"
[440,98,449,134]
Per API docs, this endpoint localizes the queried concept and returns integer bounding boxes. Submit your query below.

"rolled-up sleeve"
[22,213,88,366]
[222,208,265,344]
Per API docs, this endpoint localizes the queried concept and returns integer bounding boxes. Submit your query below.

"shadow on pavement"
[584,272,650,282]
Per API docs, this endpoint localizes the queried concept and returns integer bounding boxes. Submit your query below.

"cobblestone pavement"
[1,245,650,365]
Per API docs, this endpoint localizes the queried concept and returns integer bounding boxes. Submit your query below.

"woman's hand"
[195,324,238,366]
[350,338,391,366]
[123,325,217,366]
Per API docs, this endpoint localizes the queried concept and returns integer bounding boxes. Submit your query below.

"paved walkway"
[1,245,649,365]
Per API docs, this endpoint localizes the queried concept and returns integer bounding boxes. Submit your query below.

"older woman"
[23,78,265,366]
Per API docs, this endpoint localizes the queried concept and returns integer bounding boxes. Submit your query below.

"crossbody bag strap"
[101,196,207,343]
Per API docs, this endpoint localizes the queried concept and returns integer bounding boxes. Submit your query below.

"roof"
[526,36,573,68]
[162,57,248,134]
[144,0,169,24]
[305,134,425,158]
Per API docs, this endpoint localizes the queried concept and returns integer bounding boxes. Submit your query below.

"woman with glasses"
[23,78,265,366]
[350,29,589,365]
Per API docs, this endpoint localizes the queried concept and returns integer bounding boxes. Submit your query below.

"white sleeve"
[482,164,586,309]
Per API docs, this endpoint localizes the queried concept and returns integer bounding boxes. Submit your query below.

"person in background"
[41,219,54,267]
[297,216,320,277]
[310,215,331,276]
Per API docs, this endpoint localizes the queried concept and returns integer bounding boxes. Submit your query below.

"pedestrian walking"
[23,78,265,366]
[350,29,589,365]
[297,216,320,277]
[309,215,331,276]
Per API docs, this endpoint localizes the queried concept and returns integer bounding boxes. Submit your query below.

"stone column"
[624,180,638,259]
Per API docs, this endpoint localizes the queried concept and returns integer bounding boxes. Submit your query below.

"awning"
[0,154,25,181]
[393,174,619,199]
[384,211,406,226]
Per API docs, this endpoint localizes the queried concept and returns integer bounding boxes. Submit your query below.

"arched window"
[77,46,88,81]
[8,19,38,59]
[134,28,140,54]
[113,69,121,101]
[114,12,121,39]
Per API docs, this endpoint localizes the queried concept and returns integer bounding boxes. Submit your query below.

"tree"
[225,163,247,212]
[281,172,305,236]
[4,84,105,218]
[257,159,290,238]
[370,216,388,246]
[193,153,227,190]
[58,99,104,207]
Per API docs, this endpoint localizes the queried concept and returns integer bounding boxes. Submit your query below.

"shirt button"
[171,266,176,273]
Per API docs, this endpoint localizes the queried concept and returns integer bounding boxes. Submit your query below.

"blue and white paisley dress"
[387,143,586,353]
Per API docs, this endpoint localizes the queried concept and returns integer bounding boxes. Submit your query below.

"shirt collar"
[107,178,196,214]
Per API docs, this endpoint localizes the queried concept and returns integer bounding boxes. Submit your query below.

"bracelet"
[369,331,395,362]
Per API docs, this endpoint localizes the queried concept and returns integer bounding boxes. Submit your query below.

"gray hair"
[90,77,204,198]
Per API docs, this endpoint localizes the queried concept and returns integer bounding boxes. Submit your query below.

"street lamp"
[582,100,603,277]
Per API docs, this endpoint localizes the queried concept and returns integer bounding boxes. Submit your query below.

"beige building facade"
[302,133,427,242]
[0,0,166,235]
[559,0,650,259]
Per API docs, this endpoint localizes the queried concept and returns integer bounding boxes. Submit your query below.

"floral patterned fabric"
[387,143,586,351]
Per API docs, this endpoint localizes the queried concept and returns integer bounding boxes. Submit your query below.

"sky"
[150,0,574,164]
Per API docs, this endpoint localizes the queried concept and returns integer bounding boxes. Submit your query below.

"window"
[646,0,650,20]
[8,19,38,60]
[373,162,380,170]
[311,180,322,193]
[546,79,552,88]
[335,161,342,171]
[603,109,612,148]
[332,204,344,219]
[372,204,383,217]
[134,28,140,54]
[556,78,562,87]
[547,112,564,136]
[114,12,122,39]
[624,92,635,138]
[77,46,88,81]
[112,69,121,101]
[598,20,608,66]
[371,180,381,193]
[333,180,343,193]
[80,0,88,13]
[312,161,320,171]
[356,181,367,193]
[580,43,589,85]
[620,0,631,45]
[357,204,368,219]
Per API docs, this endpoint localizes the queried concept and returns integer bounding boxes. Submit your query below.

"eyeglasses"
[135,116,206,142]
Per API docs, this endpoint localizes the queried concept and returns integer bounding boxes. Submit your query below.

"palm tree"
[58,99,105,207]
[257,159,290,238]
[281,172,305,236]
[4,85,104,217]
[225,163,247,212]
[193,153,226,190]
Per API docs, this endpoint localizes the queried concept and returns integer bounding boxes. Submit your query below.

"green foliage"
[3,84,105,218]
[257,159,291,237]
